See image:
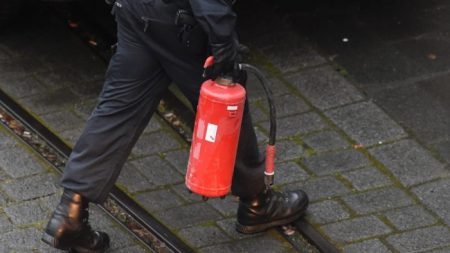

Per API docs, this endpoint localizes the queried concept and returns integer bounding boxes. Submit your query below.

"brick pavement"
[0,1,450,253]
[0,127,149,252]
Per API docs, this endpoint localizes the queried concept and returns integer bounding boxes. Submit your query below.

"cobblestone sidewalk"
[1,2,450,253]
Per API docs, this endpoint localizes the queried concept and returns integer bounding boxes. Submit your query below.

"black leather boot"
[236,189,309,234]
[42,190,110,253]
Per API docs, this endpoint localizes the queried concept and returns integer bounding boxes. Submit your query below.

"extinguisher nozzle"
[264,173,274,189]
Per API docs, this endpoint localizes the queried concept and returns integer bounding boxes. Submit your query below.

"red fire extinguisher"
[186,57,277,199]
[185,57,246,198]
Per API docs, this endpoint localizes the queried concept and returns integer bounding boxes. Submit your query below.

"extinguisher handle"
[203,56,235,85]
[203,56,215,69]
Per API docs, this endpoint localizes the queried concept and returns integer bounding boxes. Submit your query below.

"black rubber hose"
[239,63,277,146]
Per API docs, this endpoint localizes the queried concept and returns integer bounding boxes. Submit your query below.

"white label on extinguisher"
[227,105,238,111]
[205,123,218,143]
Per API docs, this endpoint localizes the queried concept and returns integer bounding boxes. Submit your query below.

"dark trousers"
[61,0,265,203]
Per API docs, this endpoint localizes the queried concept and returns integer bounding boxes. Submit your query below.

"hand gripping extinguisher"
[185,57,277,199]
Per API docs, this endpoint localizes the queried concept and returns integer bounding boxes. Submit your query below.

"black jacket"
[188,0,237,74]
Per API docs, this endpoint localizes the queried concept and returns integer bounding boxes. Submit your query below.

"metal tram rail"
[0,88,338,253]
[0,2,340,252]
[0,89,192,253]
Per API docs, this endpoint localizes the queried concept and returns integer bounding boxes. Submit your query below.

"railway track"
[0,2,340,252]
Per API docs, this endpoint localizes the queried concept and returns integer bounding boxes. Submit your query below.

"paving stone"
[435,140,450,163]
[59,127,84,147]
[88,205,117,229]
[135,188,185,212]
[274,162,310,185]
[425,248,450,253]
[68,80,104,99]
[250,102,269,123]
[1,173,58,201]
[0,129,16,150]
[343,239,392,253]
[73,99,97,121]
[325,101,407,146]
[0,191,7,206]
[412,179,450,226]
[342,167,392,191]
[343,187,414,215]
[0,57,49,79]
[216,218,258,240]
[246,71,290,102]
[370,139,449,186]
[284,176,351,202]
[302,130,350,152]
[163,149,189,175]
[116,163,154,193]
[40,110,85,132]
[142,116,163,134]
[259,31,327,73]
[394,32,450,74]
[0,214,13,233]
[372,79,450,150]
[4,199,48,225]
[131,155,184,187]
[263,112,328,138]
[19,88,81,115]
[198,241,241,253]
[101,225,138,250]
[0,144,46,178]
[0,75,47,99]
[38,192,61,212]
[132,131,182,156]
[254,125,269,144]
[154,203,222,229]
[0,168,11,183]
[178,225,231,248]
[260,93,310,118]
[275,140,305,161]
[0,244,9,253]
[34,68,89,90]
[386,226,450,253]
[306,200,350,224]
[0,227,52,252]
[286,66,365,110]
[0,48,11,62]
[324,33,425,86]
[171,183,204,203]
[207,196,239,217]
[200,234,294,253]
[238,234,300,253]
[322,216,392,243]
[384,205,437,231]
[110,245,149,253]
[0,168,9,183]
[304,149,370,176]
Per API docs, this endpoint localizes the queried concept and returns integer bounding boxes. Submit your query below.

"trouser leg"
[60,4,171,203]
[133,1,265,198]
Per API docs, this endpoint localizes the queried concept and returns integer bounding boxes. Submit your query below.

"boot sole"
[42,232,109,253]
[235,211,305,234]
[41,232,70,250]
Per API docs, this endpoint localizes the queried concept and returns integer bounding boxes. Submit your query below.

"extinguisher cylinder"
[186,79,246,198]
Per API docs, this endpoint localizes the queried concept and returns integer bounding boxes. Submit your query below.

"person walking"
[42,1,309,252]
